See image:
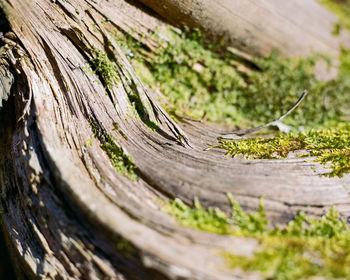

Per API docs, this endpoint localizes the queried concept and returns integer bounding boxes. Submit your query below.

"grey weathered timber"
[137,0,350,57]
[0,0,350,279]
[0,48,14,109]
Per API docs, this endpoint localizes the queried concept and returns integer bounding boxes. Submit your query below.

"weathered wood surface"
[137,0,350,57]
[0,0,349,279]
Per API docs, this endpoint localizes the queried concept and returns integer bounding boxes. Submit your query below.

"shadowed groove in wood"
[0,0,349,279]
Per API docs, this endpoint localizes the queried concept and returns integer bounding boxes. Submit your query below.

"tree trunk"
[0,0,349,279]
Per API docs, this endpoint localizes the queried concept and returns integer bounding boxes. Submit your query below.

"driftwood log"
[0,0,350,279]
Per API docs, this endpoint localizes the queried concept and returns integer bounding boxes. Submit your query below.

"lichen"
[162,195,350,280]
[214,125,350,177]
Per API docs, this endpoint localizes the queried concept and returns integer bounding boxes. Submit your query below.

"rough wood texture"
[137,0,350,57]
[0,0,350,279]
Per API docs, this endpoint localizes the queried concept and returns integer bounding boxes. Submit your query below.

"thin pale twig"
[220,90,308,140]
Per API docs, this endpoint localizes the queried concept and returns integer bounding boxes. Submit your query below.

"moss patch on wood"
[111,26,350,178]
[163,195,350,280]
[162,195,267,235]
[214,125,350,177]
[89,46,160,133]
[115,28,350,129]
[100,134,138,181]
[89,47,120,88]
[89,121,137,180]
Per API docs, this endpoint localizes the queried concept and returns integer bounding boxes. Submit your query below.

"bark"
[0,0,350,279]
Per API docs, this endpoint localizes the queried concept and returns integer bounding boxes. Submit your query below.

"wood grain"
[0,0,349,279]
[137,0,350,57]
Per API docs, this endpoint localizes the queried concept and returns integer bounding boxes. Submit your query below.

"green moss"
[84,135,93,147]
[89,45,160,132]
[113,122,129,140]
[340,48,350,78]
[116,237,134,257]
[238,52,350,127]
[162,197,234,234]
[320,0,350,31]
[100,134,138,181]
[224,207,350,280]
[90,47,120,88]
[163,195,350,279]
[128,92,160,131]
[214,126,350,177]
[116,28,350,128]
[163,195,268,236]
[89,120,137,180]
[144,120,160,131]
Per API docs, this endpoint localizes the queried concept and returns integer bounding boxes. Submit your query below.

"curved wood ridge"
[137,0,350,57]
[0,0,349,279]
